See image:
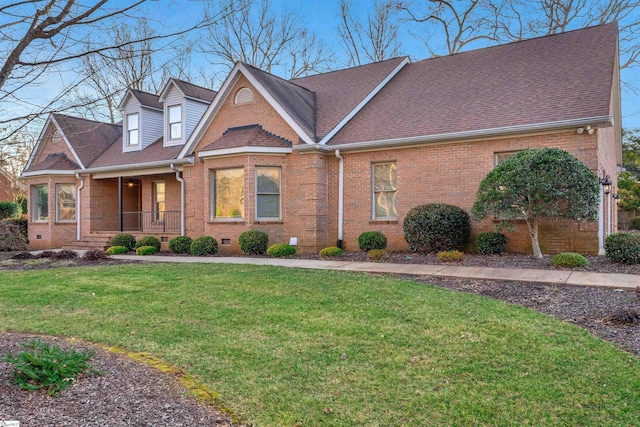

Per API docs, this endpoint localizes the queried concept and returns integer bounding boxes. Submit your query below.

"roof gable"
[160,78,217,103]
[118,88,162,111]
[329,23,618,146]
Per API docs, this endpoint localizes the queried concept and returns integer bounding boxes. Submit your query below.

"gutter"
[78,157,194,175]
[170,163,186,236]
[294,116,613,153]
[75,173,85,241]
[335,150,344,249]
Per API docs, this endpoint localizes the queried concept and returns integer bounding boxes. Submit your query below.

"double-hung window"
[373,162,397,219]
[168,105,182,140]
[32,184,48,222]
[210,168,244,220]
[152,181,165,221]
[127,113,139,147]
[256,167,281,220]
[56,184,76,222]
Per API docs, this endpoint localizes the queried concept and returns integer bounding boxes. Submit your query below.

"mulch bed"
[0,333,238,427]
[1,249,639,424]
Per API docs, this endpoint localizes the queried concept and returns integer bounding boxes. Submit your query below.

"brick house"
[0,165,23,203]
[22,24,622,254]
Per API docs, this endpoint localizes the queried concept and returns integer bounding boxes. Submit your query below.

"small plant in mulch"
[367,249,387,262]
[2,338,102,396]
[603,309,640,325]
[106,245,129,255]
[81,250,109,261]
[437,250,465,263]
[136,245,158,255]
[267,243,296,257]
[319,246,343,258]
[552,252,589,268]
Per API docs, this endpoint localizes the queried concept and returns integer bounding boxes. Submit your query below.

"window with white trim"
[152,181,165,221]
[210,168,244,220]
[32,184,48,222]
[372,162,397,219]
[168,105,182,139]
[256,167,281,220]
[126,113,139,147]
[51,130,63,144]
[56,184,76,222]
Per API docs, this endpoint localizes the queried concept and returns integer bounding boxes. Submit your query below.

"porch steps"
[60,234,113,251]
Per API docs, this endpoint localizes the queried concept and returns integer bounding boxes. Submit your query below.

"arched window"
[234,87,254,105]
[51,130,63,144]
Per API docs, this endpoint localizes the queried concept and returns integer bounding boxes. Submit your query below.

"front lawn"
[1,264,639,426]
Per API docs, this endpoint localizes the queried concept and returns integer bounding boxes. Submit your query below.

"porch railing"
[122,210,181,233]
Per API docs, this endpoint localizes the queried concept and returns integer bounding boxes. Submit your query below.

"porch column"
[118,176,123,232]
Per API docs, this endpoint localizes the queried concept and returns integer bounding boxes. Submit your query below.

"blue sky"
[5,0,640,131]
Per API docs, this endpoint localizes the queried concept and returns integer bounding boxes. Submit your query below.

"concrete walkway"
[109,254,640,291]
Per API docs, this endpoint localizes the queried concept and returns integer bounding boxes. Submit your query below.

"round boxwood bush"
[476,232,508,255]
[239,230,269,255]
[135,236,161,251]
[267,243,296,257]
[630,216,640,230]
[605,232,640,264]
[136,245,158,255]
[319,246,343,258]
[358,231,387,251]
[552,252,589,268]
[190,236,219,256]
[106,246,129,255]
[403,203,471,253]
[109,233,136,251]
[0,201,18,219]
[169,236,193,254]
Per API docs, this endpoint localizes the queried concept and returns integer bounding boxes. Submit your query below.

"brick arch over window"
[234,87,254,105]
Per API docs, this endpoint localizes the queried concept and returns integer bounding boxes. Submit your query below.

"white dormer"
[118,89,163,152]
[159,78,215,148]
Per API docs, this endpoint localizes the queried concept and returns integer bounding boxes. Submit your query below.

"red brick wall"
[335,131,603,254]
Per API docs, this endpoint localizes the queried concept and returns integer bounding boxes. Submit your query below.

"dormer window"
[127,113,139,146]
[168,105,182,139]
[234,87,253,105]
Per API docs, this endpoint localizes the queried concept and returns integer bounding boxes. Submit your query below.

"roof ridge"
[52,113,121,128]
[411,22,617,66]
[291,56,409,81]
[129,88,159,97]
[170,77,216,91]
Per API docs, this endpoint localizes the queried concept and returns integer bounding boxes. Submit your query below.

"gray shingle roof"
[171,78,217,102]
[200,124,292,152]
[329,23,618,145]
[129,89,163,110]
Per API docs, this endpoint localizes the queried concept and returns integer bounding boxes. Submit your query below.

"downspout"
[335,150,344,249]
[75,173,84,241]
[170,163,185,236]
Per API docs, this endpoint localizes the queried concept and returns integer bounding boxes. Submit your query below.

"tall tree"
[0,1,230,142]
[338,0,402,66]
[201,0,333,80]
[618,128,640,210]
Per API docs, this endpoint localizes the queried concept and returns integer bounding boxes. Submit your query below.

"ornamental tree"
[471,148,599,258]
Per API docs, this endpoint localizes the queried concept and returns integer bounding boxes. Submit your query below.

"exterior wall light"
[614,193,621,205]
[127,178,135,189]
[600,175,612,195]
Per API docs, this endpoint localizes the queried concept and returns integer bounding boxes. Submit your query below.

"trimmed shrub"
[239,230,269,255]
[106,246,129,255]
[403,204,471,252]
[0,201,18,219]
[109,233,136,251]
[135,236,161,251]
[136,245,158,255]
[5,218,28,242]
[437,250,464,263]
[367,249,387,262]
[81,250,108,261]
[605,232,640,264]
[319,246,343,258]
[169,236,193,254]
[630,217,640,230]
[552,252,589,268]
[0,221,28,251]
[2,338,100,396]
[190,236,218,256]
[267,243,296,257]
[476,232,508,255]
[358,231,387,251]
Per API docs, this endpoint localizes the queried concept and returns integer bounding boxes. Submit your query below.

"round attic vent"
[234,87,254,105]
[51,130,63,144]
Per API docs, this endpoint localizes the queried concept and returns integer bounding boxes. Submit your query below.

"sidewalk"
[110,254,640,291]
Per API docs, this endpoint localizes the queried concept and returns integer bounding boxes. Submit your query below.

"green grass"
[1,264,639,426]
